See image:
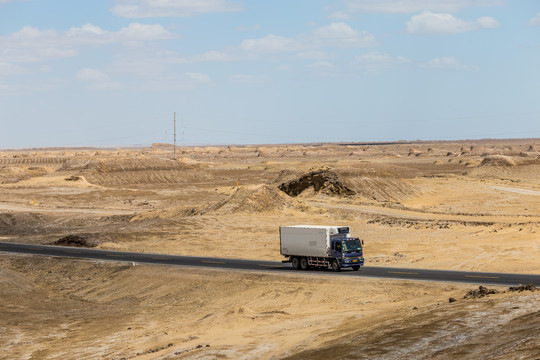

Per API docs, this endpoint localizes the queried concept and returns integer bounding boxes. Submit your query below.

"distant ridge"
[1,138,538,151]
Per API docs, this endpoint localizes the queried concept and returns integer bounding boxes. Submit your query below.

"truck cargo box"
[280,226,327,257]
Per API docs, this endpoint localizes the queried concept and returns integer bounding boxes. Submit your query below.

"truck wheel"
[300,257,309,270]
[291,257,300,270]
[352,265,360,271]
[331,260,341,272]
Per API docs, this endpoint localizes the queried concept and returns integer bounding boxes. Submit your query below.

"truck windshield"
[343,239,362,252]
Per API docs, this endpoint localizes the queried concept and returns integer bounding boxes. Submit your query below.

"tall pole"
[173,112,176,160]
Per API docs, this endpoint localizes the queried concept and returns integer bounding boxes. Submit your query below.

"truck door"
[331,241,342,257]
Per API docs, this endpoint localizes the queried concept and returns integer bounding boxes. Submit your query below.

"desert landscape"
[1,139,539,359]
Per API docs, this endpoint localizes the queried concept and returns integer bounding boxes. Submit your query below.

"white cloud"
[106,47,237,82]
[305,61,336,76]
[327,11,351,20]
[239,22,376,55]
[355,52,410,65]
[353,52,410,73]
[76,68,122,89]
[312,22,376,48]
[177,50,238,63]
[406,12,500,35]
[184,72,212,84]
[529,12,540,26]
[111,0,243,18]
[65,23,172,43]
[66,23,107,39]
[305,61,336,75]
[76,68,110,83]
[0,23,173,63]
[115,23,172,41]
[422,56,478,71]
[476,16,501,28]
[307,61,334,69]
[190,50,237,62]
[240,34,298,53]
[296,51,329,60]
[344,0,502,14]
[39,65,52,73]
[230,74,266,83]
[0,62,25,76]
[275,65,291,71]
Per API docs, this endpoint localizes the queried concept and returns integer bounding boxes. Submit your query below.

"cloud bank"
[344,0,502,14]
[529,12,540,26]
[111,0,243,18]
[0,23,172,63]
[239,22,376,55]
[406,12,500,35]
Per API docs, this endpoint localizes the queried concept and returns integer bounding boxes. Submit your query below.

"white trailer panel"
[280,226,328,257]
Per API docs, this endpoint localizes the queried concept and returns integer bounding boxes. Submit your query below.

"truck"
[280,225,364,272]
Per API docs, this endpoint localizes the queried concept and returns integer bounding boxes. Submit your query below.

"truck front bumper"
[341,258,364,267]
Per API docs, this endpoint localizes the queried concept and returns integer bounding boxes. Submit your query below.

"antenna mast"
[173,112,176,160]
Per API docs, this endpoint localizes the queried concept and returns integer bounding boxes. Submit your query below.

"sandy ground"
[1,255,538,360]
[1,139,539,358]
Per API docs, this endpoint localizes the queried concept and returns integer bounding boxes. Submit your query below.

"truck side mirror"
[362,240,364,245]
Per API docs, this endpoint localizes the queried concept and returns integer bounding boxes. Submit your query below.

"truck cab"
[332,238,364,269]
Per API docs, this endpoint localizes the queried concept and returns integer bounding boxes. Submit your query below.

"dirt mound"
[464,286,499,299]
[59,158,191,173]
[278,168,355,197]
[151,143,174,150]
[347,176,418,202]
[64,175,81,181]
[479,155,518,167]
[234,185,297,213]
[208,185,301,214]
[478,155,540,168]
[3,174,99,189]
[508,283,537,292]
[130,206,202,221]
[272,169,297,185]
[0,157,69,168]
[132,185,298,220]
[56,157,210,186]
[53,234,99,247]
[0,212,48,234]
[0,166,52,184]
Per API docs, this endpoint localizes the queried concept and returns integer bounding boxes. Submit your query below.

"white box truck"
[280,225,364,272]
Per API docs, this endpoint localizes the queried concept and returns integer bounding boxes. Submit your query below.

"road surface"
[1,241,538,286]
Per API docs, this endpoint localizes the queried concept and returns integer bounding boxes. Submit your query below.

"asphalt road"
[1,241,539,286]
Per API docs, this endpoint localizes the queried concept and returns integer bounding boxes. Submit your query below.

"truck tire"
[331,259,341,272]
[291,257,300,270]
[352,265,360,271]
[300,257,309,270]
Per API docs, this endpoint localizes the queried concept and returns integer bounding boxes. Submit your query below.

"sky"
[1,0,539,148]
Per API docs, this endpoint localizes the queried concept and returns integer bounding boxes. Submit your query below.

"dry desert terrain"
[1,139,539,359]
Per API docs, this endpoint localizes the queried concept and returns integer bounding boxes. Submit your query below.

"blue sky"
[1,0,539,147]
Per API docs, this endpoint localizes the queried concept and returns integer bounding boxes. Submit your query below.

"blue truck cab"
[331,238,364,268]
